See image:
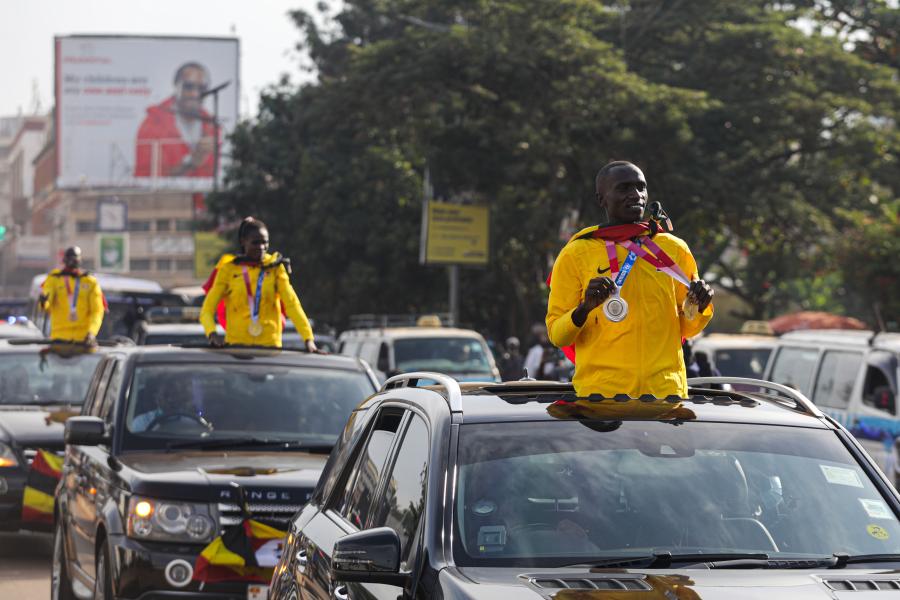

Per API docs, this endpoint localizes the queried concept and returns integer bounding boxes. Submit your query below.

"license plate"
[247,584,268,600]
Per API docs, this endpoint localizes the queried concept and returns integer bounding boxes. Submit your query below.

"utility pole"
[201,81,231,193]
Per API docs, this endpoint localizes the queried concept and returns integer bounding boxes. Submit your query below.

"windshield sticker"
[867,524,890,540]
[860,499,893,520]
[820,465,863,488]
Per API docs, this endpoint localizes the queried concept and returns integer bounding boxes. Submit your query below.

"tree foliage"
[211,0,900,337]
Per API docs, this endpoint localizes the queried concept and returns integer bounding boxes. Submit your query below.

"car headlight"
[0,443,18,468]
[127,496,217,543]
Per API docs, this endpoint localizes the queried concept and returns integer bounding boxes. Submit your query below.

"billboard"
[420,201,489,265]
[55,35,239,191]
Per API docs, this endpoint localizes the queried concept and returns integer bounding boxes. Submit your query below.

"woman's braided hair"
[237,216,267,244]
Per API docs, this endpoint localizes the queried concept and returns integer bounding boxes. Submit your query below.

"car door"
[295,407,406,600]
[345,411,430,600]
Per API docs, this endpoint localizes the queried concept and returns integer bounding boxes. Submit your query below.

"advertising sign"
[421,201,489,265]
[55,35,239,191]
[193,232,230,278]
[97,233,129,272]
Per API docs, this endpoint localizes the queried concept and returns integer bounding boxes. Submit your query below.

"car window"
[812,351,863,409]
[713,348,771,379]
[371,414,429,567]
[82,359,111,416]
[119,363,375,451]
[393,337,492,375]
[454,420,900,567]
[337,408,404,529]
[769,346,819,396]
[0,349,103,406]
[359,340,380,366]
[313,408,371,505]
[862,351,898,415]
[98,361,123,425]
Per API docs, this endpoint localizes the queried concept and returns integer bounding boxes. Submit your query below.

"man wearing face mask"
[546,161,714,399]
[199,217,316,350]
[38,247,105,345]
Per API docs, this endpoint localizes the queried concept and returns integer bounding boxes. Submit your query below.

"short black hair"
[595,160,638,192]
[173,62,210,85]
[237,216,268,242]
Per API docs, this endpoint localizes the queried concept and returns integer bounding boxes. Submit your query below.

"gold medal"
[248,321,263,337]
[682,296,698,321]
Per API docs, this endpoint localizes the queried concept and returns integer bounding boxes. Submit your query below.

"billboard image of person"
[134,62,218,178]
[55,35,238,191]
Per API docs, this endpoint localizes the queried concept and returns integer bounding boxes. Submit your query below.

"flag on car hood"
[21,449,63,526]
[193,519,286,584]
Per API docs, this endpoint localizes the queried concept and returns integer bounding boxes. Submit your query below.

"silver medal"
[603,294,629,322]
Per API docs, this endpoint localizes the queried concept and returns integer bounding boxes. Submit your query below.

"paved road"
[0,531,52,599]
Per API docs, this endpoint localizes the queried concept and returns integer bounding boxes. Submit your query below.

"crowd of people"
[37,160,716,400]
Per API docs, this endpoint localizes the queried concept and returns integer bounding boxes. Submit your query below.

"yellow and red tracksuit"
[39,269,104,341]
[546,226,713,399]
[200,253,313,347]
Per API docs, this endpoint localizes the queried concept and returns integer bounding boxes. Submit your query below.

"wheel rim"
[51,524,63,600]
[94,549,106,600]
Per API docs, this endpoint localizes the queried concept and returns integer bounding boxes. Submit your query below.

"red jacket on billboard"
[134,97,216,178]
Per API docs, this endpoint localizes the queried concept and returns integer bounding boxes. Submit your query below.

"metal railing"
[688,376,822,417]
[381,371,463,413]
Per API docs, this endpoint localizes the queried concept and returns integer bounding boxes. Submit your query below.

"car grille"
[217,503,304,529]
[824,579,900,591]
[528,575,652,591]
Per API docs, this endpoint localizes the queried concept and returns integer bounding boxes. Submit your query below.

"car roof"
[0,340,121,355]
[693,333,776,350]
[340,327,487,340]
[115,344,373,371]
[778,329,900,351]
[370,377,831,429]
[143,323,206,334]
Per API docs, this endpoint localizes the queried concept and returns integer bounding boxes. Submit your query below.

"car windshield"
[454,420,900,567]
[714,348,772,379]
[394,337,492,374]
[0,350,103,405]
[143,333,209,345]
[121,363,374,451]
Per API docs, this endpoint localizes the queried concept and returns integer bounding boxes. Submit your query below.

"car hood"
[446,566,900,599]
[0,406,77,447]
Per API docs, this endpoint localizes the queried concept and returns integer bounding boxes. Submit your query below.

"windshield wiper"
[165,437,332,452]
[830,553,900,568]
[565,552,774,569]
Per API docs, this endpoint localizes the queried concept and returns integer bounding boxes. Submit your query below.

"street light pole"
[201,80,231,193]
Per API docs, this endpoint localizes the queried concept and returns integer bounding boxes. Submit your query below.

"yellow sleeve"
[546,247,584,348]
[276,265,314,341]
[200,265,229,336]
[677,245,714,339]
[86,278,104,336]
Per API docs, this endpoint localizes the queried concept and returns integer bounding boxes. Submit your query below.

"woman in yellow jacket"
[200,218,316,350]
[39,246,105,344]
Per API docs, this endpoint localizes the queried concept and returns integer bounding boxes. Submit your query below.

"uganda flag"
[193,519,286,584]
[21,449,63,527]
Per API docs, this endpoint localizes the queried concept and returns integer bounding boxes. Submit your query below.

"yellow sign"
[193,232,230,278]
[423,201,489,265]
[867,524,890,540]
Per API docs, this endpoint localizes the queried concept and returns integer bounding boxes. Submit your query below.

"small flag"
[21,449,63,526]
[193,519,286,584]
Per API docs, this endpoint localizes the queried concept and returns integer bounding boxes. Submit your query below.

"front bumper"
[110,533,270,600]
[0,468,27,531]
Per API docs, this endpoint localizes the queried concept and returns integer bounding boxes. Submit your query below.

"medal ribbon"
[241,266,266,325]
[619,237,692,287]
[604,241,638,290]
[64,276,81,317]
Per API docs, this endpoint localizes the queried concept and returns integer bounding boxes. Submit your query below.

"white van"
[338,325,500,383]
[763,329,900,483]
[692,333,775,380]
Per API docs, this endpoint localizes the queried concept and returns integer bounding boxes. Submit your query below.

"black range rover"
[0,340,111,531]
[52,345,378,600]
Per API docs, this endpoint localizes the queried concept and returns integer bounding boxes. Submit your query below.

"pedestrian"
[38,246,105,345]
[499,336,525,381]
[546,161,714,399]
[200,217,316,350]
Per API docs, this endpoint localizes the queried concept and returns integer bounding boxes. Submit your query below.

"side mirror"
[65,416,108,446]
[332,527,408,586]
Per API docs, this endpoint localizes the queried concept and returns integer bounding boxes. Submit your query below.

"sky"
[0,0,324,120]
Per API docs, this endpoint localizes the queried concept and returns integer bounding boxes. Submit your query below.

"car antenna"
[229,481,252,520]
[520,368,535,381]
[870,302,886,347]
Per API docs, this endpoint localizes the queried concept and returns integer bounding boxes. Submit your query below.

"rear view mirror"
[65,416,108,446]
[332,527,408,586]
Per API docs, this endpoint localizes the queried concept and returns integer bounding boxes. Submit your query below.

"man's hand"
[305,339,318,353]
[208,332,225,348]
[84,333,97,347]
[687,279,714,312]
[572,276,617,326]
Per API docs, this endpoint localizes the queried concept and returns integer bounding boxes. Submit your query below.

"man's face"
[175,66,208,117]
[63,249,81,270]
[159,391,191,415]
[598,165,648,224]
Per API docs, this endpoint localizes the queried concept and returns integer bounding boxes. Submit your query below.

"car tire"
[51,520,77,600]
[93,539,114,600]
